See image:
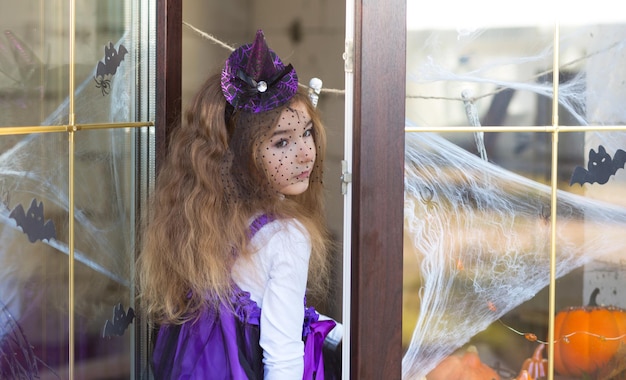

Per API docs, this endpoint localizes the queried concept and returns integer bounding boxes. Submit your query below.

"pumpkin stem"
[532,343,545,360]
[588,287,600,307]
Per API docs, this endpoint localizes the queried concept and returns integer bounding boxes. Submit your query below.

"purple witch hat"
[221,30,298,113]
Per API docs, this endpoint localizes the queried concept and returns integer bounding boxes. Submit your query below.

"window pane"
[73,129,135,379]
[0,131,70,378]
[0,1,69,127]
[72,0,135,124]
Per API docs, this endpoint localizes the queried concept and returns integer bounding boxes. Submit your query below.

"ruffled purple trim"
[232,287,261,325]
[302,298,320,338]
[248,214,275,239]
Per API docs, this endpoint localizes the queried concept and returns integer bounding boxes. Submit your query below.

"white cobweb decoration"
[401,23,626,379]
[402,130,626,378]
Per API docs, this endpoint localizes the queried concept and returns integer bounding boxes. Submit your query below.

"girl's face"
[260,101,316,196]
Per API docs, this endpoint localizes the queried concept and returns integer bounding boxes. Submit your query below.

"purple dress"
[151,215,336,379]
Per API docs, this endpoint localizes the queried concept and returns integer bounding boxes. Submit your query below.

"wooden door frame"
[155,0,182,171]
[154,1,406,377]
[350,0,405,378]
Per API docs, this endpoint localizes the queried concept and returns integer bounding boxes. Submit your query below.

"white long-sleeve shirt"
[232,218,310,379]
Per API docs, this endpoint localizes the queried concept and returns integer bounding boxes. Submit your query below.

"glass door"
[404,4,626,379]
[0,1,155,379]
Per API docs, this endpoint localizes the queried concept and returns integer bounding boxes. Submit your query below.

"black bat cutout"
[103,303,135,338]
[570,145,626,186]
[9,198,56,243]
[94,42,128,96]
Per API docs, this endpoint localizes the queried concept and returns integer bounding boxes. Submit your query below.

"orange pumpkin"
[427,345,501,380]
[554,288,626,377]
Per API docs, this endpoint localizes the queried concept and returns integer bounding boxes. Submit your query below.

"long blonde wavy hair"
[136,72,332,324]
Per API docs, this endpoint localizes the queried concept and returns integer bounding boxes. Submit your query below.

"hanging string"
[183,21,345,96]
[406,39,625,105]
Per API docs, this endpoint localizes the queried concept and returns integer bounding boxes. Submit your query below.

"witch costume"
[151,31,338,379]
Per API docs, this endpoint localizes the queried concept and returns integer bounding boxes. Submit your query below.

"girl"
[137,30,341,379]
